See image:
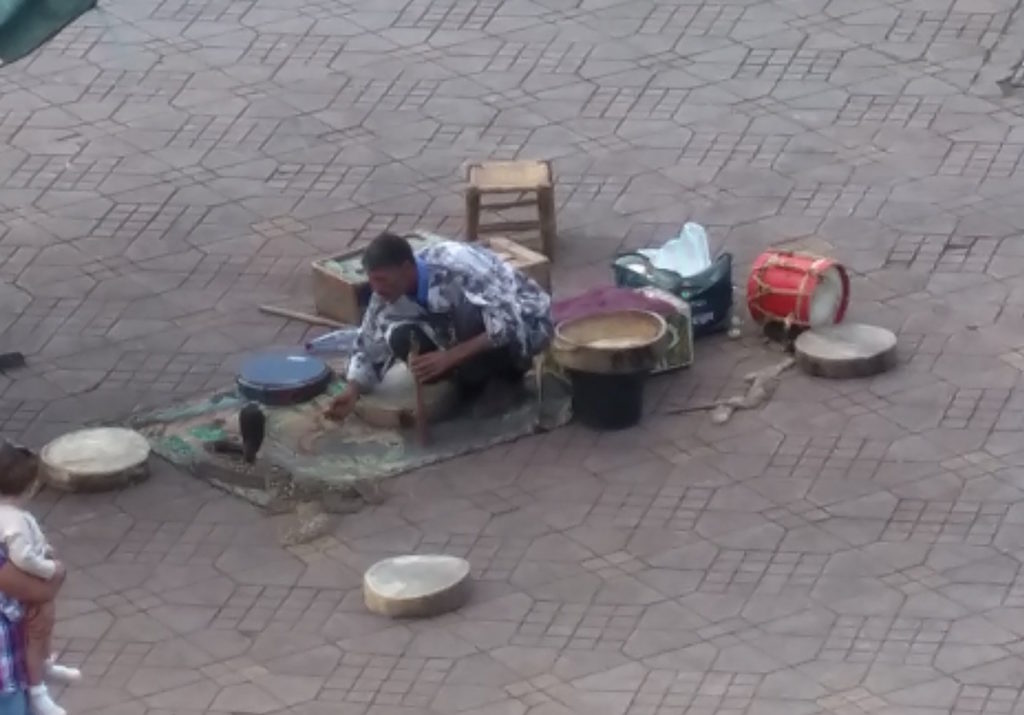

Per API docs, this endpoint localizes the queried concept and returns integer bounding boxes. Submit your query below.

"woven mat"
[129,357,571,498]
[0,0,95,65]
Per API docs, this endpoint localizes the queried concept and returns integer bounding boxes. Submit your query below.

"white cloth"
[0,503,55,580]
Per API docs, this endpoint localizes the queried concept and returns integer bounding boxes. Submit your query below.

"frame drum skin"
[41,427,151,492]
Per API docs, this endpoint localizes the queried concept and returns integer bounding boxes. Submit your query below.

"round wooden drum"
[364,554,472,618]
[41,427,151,492]
[794,323,898,379]
[354,363,458,429]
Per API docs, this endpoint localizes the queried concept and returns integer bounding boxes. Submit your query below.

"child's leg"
[25,603,65,715]
[24,603,52,686]
[27,601,81,684]
[23,596,81,686]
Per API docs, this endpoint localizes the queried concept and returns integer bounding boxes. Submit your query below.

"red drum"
[747,250,849,328]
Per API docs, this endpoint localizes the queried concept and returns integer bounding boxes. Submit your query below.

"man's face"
[367,263,415,304]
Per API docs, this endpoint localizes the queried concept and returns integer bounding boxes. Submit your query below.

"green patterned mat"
[0,0,95,64]
[129,360,571,497]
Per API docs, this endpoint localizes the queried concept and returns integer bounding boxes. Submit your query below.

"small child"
[0,441,80,715]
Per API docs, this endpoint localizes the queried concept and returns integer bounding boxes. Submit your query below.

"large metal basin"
[551,310,669,376]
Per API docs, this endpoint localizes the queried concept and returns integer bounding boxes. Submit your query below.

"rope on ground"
[663,357,795,425]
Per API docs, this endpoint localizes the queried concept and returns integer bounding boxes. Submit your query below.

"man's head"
[362,232,417,304]
[0,440,39,500]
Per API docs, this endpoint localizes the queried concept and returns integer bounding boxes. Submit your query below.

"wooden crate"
[310,262,371,326]
[311,233,444,325]
[483,237,551,292]
[311,233,552,325]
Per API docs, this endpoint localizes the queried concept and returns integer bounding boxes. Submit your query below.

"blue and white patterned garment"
[346,240,553,390]
[0,547,20,624]
[0,596,20,625]
[0,552,26,696]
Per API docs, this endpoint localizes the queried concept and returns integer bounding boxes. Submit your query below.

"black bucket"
[568,370,646,430]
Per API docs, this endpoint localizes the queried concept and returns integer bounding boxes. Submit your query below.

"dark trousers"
[387,313,526,398]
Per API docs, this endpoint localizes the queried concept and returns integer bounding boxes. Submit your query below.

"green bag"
[613,252,734,337]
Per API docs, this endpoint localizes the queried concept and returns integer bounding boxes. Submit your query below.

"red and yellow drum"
[746,250,850,328]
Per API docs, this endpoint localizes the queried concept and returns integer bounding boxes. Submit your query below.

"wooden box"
[311,232,552,325]
[311,232,443,325]
[482,237,551,293]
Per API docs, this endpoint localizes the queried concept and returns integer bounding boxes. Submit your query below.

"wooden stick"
[408,334,429,446]
[259,305,345,328]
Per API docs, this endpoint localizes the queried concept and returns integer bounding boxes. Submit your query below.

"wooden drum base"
[795,323,897,379]
[354,364,458,429]
[364,554,471,618]
[40,427,151,492]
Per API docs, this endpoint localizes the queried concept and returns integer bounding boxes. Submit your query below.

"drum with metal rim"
[236,350,333,406]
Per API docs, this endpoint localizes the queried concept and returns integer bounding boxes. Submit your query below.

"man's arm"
[411,332,494,383]
[441,332,492,367]
[344,295,389,392]
[409,255,517,382]
[328,297,390,418]
[457,262,523,352]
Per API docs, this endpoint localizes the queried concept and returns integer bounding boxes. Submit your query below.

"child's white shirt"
[0,502,55,580]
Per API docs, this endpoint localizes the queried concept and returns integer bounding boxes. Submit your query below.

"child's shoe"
[45,657,82,684]
[29,683,66,715]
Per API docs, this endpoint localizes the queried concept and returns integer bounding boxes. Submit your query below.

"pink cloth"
[552,286,678,324]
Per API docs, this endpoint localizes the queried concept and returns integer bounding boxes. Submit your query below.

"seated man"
[326,232,552,420]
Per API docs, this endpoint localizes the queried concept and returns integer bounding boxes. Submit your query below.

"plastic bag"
[637,222,712,278]
[305,327,359,354]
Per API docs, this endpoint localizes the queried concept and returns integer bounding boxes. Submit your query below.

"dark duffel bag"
[612,252,733,337]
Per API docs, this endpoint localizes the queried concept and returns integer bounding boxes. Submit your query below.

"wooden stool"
[465,160,556,258]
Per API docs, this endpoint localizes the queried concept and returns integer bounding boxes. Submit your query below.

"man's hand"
[325,385,360,421]
[410,351,453,383]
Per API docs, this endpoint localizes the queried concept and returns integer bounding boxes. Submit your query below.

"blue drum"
[236,350,333,406]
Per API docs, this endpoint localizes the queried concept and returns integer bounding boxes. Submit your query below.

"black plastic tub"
[568,369,646,430]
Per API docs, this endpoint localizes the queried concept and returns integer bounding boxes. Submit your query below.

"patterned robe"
[346,240,553,390]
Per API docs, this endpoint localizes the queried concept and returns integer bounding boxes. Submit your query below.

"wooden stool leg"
[537,186,557,259]
[465,188,481,242]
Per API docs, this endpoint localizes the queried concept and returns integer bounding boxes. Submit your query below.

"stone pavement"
[6,0,1024,711]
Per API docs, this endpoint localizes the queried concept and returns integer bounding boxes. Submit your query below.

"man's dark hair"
[0,441,38,498]
[362,232,415,271]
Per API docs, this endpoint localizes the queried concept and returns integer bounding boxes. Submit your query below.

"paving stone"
[0,0,1023,708]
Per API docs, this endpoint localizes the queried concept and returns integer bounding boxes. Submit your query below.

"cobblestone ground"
[5,0,1024,711]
